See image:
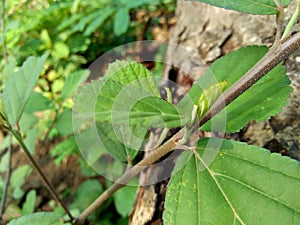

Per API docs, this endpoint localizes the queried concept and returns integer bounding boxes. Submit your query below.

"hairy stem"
[74,128,185,224]
[199,31,300,128]
[9,129,74,221]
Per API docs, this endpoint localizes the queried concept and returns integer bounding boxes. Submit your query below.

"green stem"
[9,128,74,221]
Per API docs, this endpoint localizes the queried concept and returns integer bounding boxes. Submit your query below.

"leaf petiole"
[281,0,300,40]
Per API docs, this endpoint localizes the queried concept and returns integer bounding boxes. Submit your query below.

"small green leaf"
[51,136,78,164]
[24,92,53,113]
[61,70,90,100]
[163,138,300,225]
[57,13,83,31]
[24,128,39,154]
[114,183,138,217]
[51,42,70,59]
[66,33,91,53]
[19,113,38,133]
[11,165,33,199]
[7,212,63,225]
[197,80,229,119]
[55,109,73,136]
[19,39,42,55]
[2,56,17,82]
[22,190,36,215]
[75,60,186,163]
[84,8,115,36]
[3,54,47,125]
[70,180,103,212]
[113,8,130,36]
[94,60,184,161]
[179,46,292,132]
[71,9,103,32]
[195,0,292,15]
[40,29,52,49]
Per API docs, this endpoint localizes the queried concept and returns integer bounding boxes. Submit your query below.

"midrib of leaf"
[197,154,246,225]
[245,0,274,9]
[195,155,201,225]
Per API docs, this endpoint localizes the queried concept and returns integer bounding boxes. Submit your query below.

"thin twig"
[9,129,74,221]
[199,31,300,128]
[74,128,185,224]
[1,0,8,64]
[0,136,12,220]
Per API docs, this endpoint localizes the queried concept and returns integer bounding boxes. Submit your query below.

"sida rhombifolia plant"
[2,0,300,224]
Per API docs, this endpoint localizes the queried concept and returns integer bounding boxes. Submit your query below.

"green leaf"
[179,46,292,132]
[51,136,78,164]
[40,29,52,49]
[19,113,38,133]
[57,13,84,32]
[55,109,73,136]
[66,33,91,53]
[73,80,107,166]
[94,60,185,161]
[70,180,103,212]
[51,42,70,59]
[19,39,42,55]
[113,183,138,217]
[24,128,39,154]
[84,8,115,36]
[113,8,130,36]
[195,0,292,15]
[164,138,300,225]
[11,165,33,199]
[22,190,36,215]
[7,212,63,225]
[24,92,53,113]
[71,9,104,33]
[61,70,90,100]
[75,60,185,162]
[3,55,47,125]
[2,56,17,82]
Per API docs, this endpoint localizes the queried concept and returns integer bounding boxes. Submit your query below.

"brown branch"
[73,128,185,224]
[199,31,300,128]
